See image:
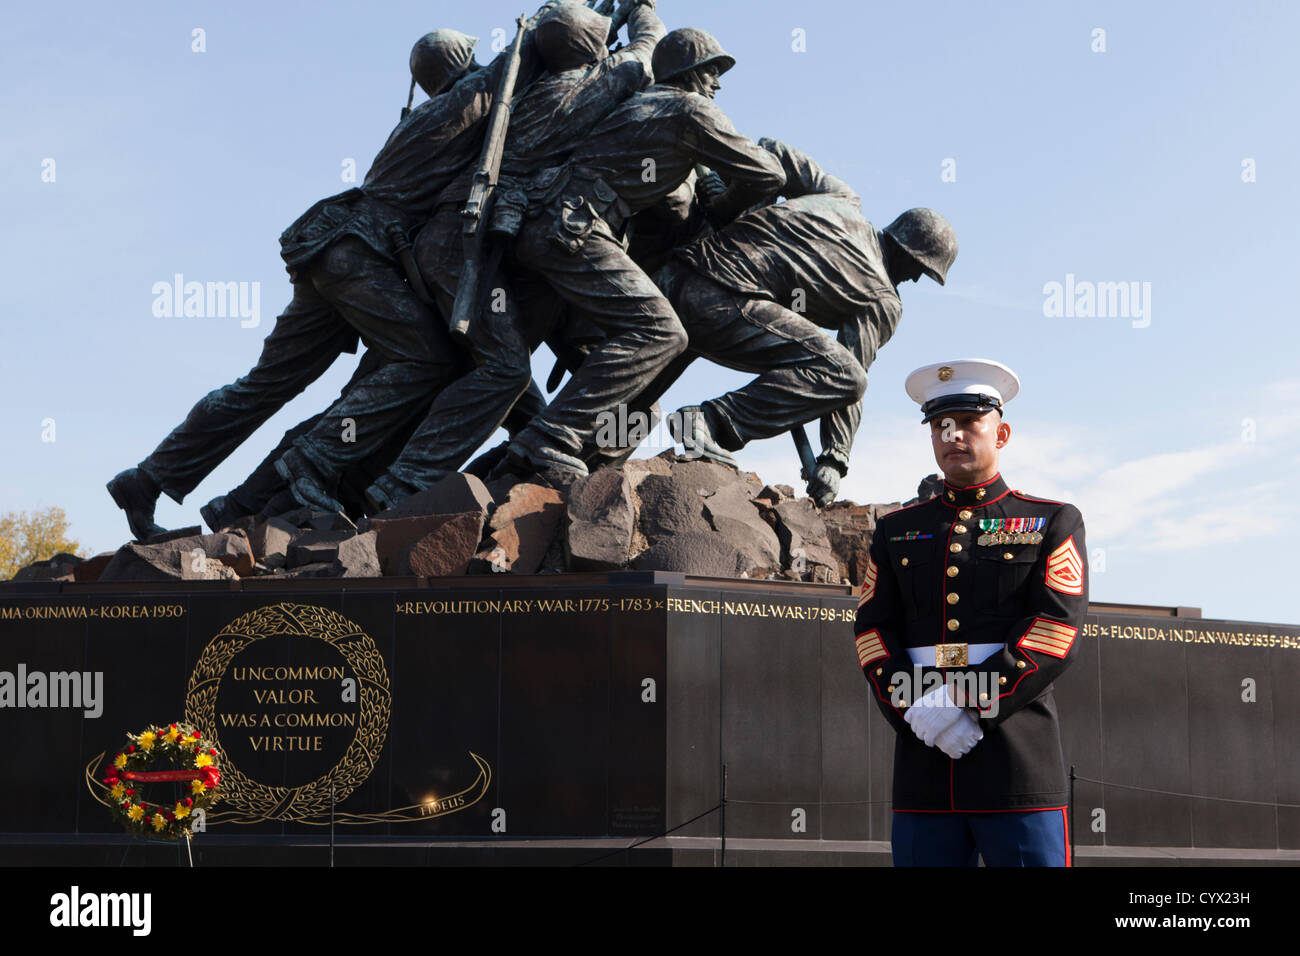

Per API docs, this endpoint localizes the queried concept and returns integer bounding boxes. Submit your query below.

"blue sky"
[3,1,1297,624]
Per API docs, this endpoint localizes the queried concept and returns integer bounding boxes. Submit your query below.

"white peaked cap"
[904,358,1021,423]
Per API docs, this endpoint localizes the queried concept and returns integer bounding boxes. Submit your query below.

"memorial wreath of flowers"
[103,721,222,839]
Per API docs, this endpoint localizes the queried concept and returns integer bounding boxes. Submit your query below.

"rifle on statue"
[448,15,528,341]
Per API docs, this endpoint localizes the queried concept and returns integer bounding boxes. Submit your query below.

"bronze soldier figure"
[646,141,957,506]
[363,0,667,510]
[107,25,545,538]
[498,27,786,485]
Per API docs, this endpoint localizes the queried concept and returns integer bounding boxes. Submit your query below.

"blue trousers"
[892,809,1070,867]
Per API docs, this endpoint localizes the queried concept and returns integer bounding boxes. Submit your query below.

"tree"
[0,507,84,580]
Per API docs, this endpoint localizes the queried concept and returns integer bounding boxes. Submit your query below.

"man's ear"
[995,419,1011,448]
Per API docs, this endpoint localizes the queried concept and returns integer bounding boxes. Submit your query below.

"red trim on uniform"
[877,497,935,522]
[1008,490,1067,506]
[939,488,1011,510]
[943,473,1003,491]
[864,654,903,717]
[1062,808,1071,867]
[998,649,1038,700]
[941,517,956,640]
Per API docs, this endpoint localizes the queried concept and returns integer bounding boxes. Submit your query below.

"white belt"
[907,643,1003,667]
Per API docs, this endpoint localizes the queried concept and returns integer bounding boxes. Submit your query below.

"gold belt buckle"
[935,642,968,667]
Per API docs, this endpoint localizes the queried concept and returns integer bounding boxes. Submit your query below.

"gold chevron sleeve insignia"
[1017,618,1078,658]
[1045,535,1084,595]
[857,556,879,608]
[855,629,887,668]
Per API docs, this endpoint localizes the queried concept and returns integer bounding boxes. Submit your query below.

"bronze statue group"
[108,0,956,541]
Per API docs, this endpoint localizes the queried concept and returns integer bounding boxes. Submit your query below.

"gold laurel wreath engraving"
[184,602,391,822]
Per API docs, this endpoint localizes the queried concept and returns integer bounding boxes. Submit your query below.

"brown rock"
[402,512,486,576]
[143,526,202,545]
[636,473,712,539]
[631,531,755,577]
[209,529,255,576]
[370,511,479,576]
[565,468,635,571]
[772,498,840,581]
[373,472,493,521]
[73,552,116,583]
[11,553,81,582]
[702,484,782,571]
[287,530,355,569]
[250,517,297,568]
[333,531,381,578]
[98,534,242,582]
[470,483,565,575]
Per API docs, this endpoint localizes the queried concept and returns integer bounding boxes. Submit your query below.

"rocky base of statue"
[10,453,943,588]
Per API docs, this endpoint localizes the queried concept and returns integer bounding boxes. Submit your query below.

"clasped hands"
[903,682,984,759]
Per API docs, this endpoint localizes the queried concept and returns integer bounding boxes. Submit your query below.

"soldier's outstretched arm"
[685,100,785,223]
[853,527,912,736]
[971,504,1088,728]
[756,137,857,201]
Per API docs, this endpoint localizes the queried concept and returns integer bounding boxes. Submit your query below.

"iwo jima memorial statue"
[4,1,1297,866]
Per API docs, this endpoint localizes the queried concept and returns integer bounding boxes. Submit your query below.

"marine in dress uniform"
[853,359,1087,866]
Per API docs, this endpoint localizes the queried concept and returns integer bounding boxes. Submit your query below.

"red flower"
[126,745,135,753]
[183,798,193,807]
[208,748,217,756]
[200,766,221,790]
[193,732,201,740]
[126,788,135,796]
[166,812,174,821]
[170,723,177,729]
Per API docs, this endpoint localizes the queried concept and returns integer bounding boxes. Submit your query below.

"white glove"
[934,710,984,759]
[903,682,964,746]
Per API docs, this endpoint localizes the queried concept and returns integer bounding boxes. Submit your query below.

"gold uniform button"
[946,491,955,501]
[950,543,963,553]
[947,619,960,631]
[1003,552,1014,560]
[901,557,909,566]
[875,667,883,676]
[958,509,972,521]
[976,488,986,500]
[954,524,968,534]
[1016,660,1026,669]
[979,692,989,702]
[998,676,1007,685]
[886,685,896,694]
[946,592,959,605]
[946,566,959,578]
[899,700,908,708]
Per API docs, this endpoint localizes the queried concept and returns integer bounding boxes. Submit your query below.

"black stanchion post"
[1068,764,1076,868]
[720,763,727,868]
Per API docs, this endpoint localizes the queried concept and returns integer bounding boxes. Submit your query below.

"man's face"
[680,62,723,98]
[928,409,1009,484]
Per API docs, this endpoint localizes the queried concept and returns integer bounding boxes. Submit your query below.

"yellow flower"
[110,783,125,799]
[114,753,127,770]
[174,803,191,819]
[178,735,190,746]
[164,726,180,744]
[151,813,167,831]
[191,779,207,794]
[138,731,156,751]
[127,804,144,821]
[194,753,213,768]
